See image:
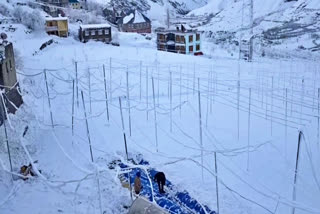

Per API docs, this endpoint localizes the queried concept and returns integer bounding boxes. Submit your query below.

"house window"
[189,45,193,53]
[176,35,179,42]
[91,30,96,36]
[159,34,165,40]
[85,30,89,36]
[189,35,193,43]
[196,34,200,41]
[181,46,186,54]
[98,30,103,35]
[196,44,200,51]
[159,44,165,50]
[105,29,109,35]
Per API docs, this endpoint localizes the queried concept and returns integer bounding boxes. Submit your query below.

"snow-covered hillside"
[0,1,320,214]
[183,0,320,58]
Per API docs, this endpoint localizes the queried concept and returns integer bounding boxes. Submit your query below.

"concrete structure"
[69,0,81,9]
[156,25,202,55]
[118,10,151,34]
[0,41,23,115]
[45,17,68,37]
[79,24,112,43]
[128,197,168,214]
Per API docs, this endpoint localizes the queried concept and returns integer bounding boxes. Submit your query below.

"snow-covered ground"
[0,1,320,214]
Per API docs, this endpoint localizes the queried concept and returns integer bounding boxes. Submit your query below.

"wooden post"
[300,79,304,124]
[72,80,75,144]
[210,68,213,113]
[291,79,294,116]
[292,131,303,214]
[126,70,132,136]
[265,78,268,120]
[271,77,273,136]
[109,58,112,103]
[146,67,149,121]
[152,77,158,152]
[193,63,196,96]
[88,68,92,114]
[198,78,204,181]
[247,88,251,171]
[285,88,288,159]
[170,71,172,132]
[119,97,129,161]
[317,88,320,145]
[237,76,240,141]
[157,62,160,106]
[179,65,182,118]
[214,152,220,214]
[44,69,54,128]
[103,64,110,122]
[75,61,79,107]
[139,61,142,101]
[81,91,94,162]
[206,70,210,128]
[0,94,12,179]
[312,79,316,112]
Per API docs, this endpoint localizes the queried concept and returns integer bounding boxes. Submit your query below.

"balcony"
[46,26,58,32]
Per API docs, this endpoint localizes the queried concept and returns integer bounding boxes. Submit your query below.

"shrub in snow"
[0,2,12,17]
[86,2,104,17]
[13,6,44,31]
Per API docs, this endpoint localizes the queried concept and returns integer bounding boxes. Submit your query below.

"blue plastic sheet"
[118,160,216,214]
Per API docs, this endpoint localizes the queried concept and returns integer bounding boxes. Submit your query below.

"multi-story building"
[45,16,68,37]
[0,39,23,115]
[69,0,82,9]
[79,24,112,43]
[156,25,202,55]
[118,10,151,34]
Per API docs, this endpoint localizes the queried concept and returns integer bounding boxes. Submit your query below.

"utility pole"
[167,8,170,29]
[249,0,254,61]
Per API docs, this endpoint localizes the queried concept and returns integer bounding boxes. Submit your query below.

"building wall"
[0,43,23,114]
[57,20,68,36]
[0,43,17,88]
[156,32,201,55]
[79,28,112,43]
[185,33,201,55]
[70,2,81,9]
[120,22,151,34]
[46,20,68,37]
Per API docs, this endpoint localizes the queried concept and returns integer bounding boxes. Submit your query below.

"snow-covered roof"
[133,10,145,23]
[80,24,111,29]
[123,13,134,24]
[45,17,68,21]
[120,10,150,25]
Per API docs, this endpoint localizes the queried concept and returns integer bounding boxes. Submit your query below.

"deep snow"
[0,1,320,214]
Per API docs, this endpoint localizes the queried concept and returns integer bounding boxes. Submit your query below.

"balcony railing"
[46,26,58,32]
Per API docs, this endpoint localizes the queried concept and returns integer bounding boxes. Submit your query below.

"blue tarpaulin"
[118,160,216,214]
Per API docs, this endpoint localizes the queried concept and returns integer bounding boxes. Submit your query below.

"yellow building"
[45,17,69,37]
[69,0,82,9]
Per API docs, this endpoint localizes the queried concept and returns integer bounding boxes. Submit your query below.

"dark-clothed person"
[154,172,166,193]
